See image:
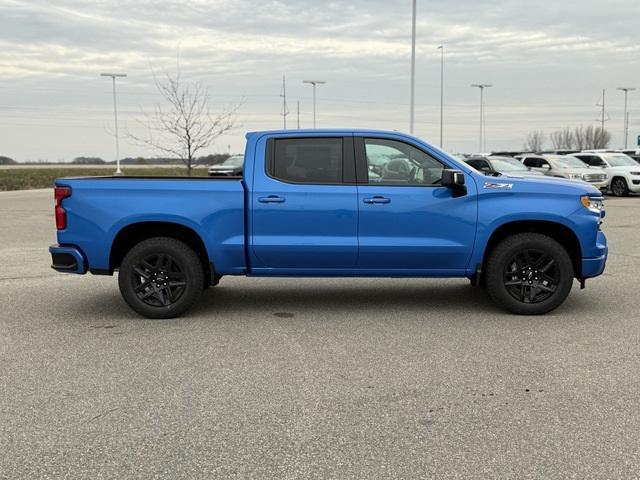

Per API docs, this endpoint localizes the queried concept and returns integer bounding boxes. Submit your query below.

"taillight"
[54,186,71,230]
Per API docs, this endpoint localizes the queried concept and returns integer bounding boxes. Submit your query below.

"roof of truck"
[246,128,413,137]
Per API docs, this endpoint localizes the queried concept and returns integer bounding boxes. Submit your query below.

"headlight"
[581,195,604,213]
[630,171,640,176]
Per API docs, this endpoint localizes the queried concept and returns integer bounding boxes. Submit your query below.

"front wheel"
[118,237,204,319]
[485,233,574,315]
[611,177,629,197]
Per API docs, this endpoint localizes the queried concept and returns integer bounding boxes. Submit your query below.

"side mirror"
[441,169,467,197]
[541,164,551,170]
[442,169,465,187]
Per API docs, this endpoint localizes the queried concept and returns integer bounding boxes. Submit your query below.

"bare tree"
[523,130,545,152]
[550,127,574,150]
[573,125,611,150]
[130,67,241,175]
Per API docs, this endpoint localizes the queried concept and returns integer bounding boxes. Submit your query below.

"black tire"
[485,233,574,315]
[611,177,629,197]
[118,237,204,319]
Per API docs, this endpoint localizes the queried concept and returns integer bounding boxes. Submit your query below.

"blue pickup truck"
[50,129,607,318]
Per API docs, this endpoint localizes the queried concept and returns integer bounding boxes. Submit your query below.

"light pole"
[472,84,492,153]
[437,45,444,148]
[100,72,127,175]
[617,87,635,148]
[409,0,417,134]
[303,80,326,128]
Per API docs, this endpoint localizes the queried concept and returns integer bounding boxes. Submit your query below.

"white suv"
[571,152,640,197]
[518,154,608,191]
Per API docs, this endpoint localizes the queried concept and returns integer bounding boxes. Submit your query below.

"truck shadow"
[194,279,499,317]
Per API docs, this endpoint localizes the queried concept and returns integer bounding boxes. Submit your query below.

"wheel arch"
[109,221,214,285]
[481,220,582,279]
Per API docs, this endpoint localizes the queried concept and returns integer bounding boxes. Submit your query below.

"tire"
[118,237,204,319]
[485,233,574,315]
[611,177,629,197]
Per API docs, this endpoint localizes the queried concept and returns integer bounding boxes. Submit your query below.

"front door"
[356,136,477,272]
[251,135,358,270]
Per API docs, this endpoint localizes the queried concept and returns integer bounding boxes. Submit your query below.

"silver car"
[517,154,608,191]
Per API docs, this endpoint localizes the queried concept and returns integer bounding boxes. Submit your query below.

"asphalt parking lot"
[1,189,639,479]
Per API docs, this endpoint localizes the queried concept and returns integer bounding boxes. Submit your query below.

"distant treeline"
[1,154,232,166]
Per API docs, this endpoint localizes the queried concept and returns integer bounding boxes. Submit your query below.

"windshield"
[223,156,244,166]
[489,157,528,172]
[603,154,637,167]
[553,156,588,168]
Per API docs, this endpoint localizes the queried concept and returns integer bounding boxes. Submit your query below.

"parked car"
[517,154,608,191]
[208,155,244,176]
[49,129,607,318]
[465,155,545,177]
[571,151,640,196]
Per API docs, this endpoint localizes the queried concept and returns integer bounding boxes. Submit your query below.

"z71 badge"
[484,182,513,190]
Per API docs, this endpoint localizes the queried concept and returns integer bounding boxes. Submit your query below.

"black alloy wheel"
[132,253,187,307]
[486,233,574,315]
[503,249,559,304]
[118,237,204,319]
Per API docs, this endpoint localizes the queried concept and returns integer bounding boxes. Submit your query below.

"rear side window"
[270,138,343,184]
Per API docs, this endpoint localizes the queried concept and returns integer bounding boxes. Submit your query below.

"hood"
[607,165,640,172]
[492,172,602,196]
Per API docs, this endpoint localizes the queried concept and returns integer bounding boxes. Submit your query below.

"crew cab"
[50,129,608,318]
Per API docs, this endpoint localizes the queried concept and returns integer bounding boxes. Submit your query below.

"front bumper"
[581,231,607,278]
[49,245,87,274]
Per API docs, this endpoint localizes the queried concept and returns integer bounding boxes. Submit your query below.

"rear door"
[355,136,477,272]
[250,134,358,270]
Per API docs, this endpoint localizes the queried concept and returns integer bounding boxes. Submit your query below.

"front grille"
[584,173,606,183]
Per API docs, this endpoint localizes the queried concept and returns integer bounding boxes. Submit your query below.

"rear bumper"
[49,245,87,274]
[581,231,608,278]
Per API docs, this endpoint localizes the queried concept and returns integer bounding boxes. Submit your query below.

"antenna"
[280,75,289,129]
[596,89,610,128]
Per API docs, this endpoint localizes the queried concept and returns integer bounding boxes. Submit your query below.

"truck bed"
[54,176,247,275]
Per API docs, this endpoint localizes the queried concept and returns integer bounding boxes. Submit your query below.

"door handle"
[258,195,286,203]
[363,196,390,204]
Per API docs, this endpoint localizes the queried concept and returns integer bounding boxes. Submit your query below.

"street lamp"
[437,45,444,148]
[471,84,492,153]
[100,72,127,175]
[617,87,635,149]
[409,0,417,134]
[302,80,326,128]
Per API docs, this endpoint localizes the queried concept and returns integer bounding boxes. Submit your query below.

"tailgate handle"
[258,195,286,203]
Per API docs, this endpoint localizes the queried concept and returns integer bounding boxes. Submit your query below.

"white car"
[518,154,608,191]
[571,152,640,197]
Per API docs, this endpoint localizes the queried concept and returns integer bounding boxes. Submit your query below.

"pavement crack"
[87,407,120,423]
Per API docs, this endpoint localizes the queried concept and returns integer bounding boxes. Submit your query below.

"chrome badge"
[484,182,513,190]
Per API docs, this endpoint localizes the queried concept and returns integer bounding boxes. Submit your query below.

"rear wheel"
[611,177,629,197]
[118,237,204,319]
[486,233,574,315]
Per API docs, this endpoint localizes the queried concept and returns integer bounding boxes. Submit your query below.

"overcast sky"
[1,0,639,161]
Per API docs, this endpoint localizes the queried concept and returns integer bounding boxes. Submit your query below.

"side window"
[539,159,550,169]
[364,138,444,185]
[523,157,539,168]
[271,138,343,184]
